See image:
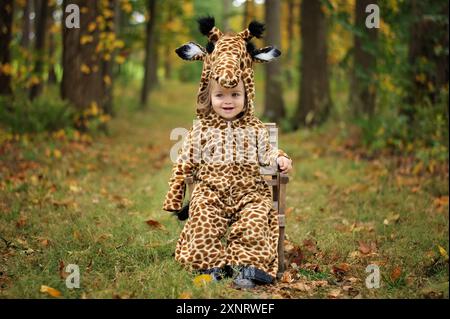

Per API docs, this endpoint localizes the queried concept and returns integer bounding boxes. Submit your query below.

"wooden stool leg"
[277,173,289,279]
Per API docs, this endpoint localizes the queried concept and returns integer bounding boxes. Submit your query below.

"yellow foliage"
[193,274,213,287]
[0,63,13,76]
[114,40,125,49]
[121,0,132,14]
[80,35,94,45]
[115,55,126,65]
[88,22,97,32]
[80,64,91,74]
[40,285,62,298]
[27,76,40,87]
[103,75,112,86]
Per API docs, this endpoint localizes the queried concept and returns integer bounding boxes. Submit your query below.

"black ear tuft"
[206,41,215,54]
[197,16,215,36]
[246,42,256,56]
[248,20,265,39]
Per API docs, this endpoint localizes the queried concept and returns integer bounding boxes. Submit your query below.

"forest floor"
[0,81,448,299]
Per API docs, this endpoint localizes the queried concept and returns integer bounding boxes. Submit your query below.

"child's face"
[211,79,245,121]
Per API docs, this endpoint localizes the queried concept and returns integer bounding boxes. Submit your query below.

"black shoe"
[233,269,256,289]
[235,266,274,285]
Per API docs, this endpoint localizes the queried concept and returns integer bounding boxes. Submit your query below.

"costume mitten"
[173,202,189,221]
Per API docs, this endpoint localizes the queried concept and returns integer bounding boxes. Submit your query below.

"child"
[162,17,292,289]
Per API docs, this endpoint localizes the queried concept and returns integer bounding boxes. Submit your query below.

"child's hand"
[277,156,293,174]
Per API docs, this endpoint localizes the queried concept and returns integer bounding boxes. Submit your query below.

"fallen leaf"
[179,291,192,299]
[327,288,341,299]
[16,215,27,228]
[390,266,402,282]
[59,261,68,279]
[332,263,351,275]
[437,245,449,262]
[280,271,294,283]
[40,285,62,298]
[145,219,164,230]
[193,274,213,287]
[291,281,311,292]
[358,241,371,255]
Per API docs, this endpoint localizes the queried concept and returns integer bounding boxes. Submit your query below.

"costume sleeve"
[257,126,292,168]
[162,126,199,212]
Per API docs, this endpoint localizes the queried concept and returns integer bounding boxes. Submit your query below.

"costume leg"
[226,193,279,277]
[175,185,228,271]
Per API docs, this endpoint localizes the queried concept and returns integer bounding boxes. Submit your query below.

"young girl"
[162,17,292,289]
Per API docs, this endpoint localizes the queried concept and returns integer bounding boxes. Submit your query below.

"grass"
[0,79,448,299]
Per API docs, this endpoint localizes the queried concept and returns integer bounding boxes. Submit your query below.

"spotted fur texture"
[163,17,290,278]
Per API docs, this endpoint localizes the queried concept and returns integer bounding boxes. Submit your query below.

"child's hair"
[197,78,248,112]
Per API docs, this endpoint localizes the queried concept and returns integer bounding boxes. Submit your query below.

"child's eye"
[232,93,240,97]
[215,94,223,97]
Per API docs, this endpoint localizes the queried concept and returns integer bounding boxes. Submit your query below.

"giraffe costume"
[162,17,291,280]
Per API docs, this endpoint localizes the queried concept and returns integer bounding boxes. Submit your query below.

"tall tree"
[284,0,296,86]
[263,0,286,121]
[29,0,48,100]
[140,0,157,108]
[242,0,254,30]
[102,0,117,116]
[47,1,57,84]
[222,0,231,32]
[21,0,32,49]
[293,0,332,128]
[61,0,104,125]
[0,0,14,96]
[350,0,378,117]
[403,0,449,123]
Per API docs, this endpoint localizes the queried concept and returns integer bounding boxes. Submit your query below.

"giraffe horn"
[239,20,265,41]
[197,16,223,42]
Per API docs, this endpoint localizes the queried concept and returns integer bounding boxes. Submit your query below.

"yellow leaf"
[115,55,125,64]
[88,22,96,32]
[80,35,93,45]
[179,291,192,299]
[114,40,125,49]
[103,75,112,86]
[53,149,62,159]
[40,285,62,298]
[438,245,449,262]
[80,64,91,74]
[193,274,213,287]
[0,63,13,75]
[121,1,132,14]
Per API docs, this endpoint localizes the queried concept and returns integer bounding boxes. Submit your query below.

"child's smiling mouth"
[222,106,235,112]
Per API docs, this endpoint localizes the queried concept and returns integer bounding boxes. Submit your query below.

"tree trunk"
[285,0,295,86]
[61,0,104,126]
[263,0,286,122]
[350,0,378,117]
[47,2,57,85]
[140,0,157,108]
[0,0,14,96]
[21,0,31,49]
[403,0,449,123]
[293,0,332,128]
[242,0,254,29]
[29,0,48,100]
[102,0,117,116]
[222,0,230,32]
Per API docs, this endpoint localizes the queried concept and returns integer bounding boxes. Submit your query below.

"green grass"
[0,79,448,299]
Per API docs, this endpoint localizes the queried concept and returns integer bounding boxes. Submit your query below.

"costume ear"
[252,46,281,63]
[175,42,206,61]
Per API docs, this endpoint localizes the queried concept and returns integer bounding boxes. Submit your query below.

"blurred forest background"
[0,0,448,299]
[0,0,448,161]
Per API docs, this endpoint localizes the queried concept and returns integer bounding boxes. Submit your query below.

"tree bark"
[61,0,103,122]
[293,0,332,128]
[29,0,48,100]
[21,0,31,49]
[222,0,230,32]
[285,0,295,86]
[0,0,14,96]
[263,0,286,121]
[47,2,57,85]
[102,0,117,116]
[350,0,378,117]
[140,0,157,108]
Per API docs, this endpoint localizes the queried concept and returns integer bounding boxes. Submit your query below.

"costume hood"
[175,16,282,125]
